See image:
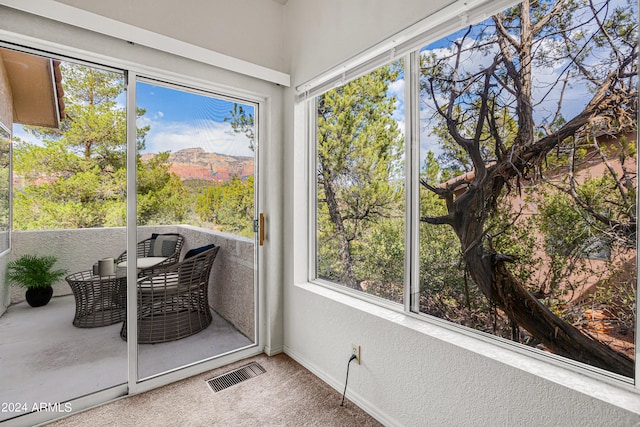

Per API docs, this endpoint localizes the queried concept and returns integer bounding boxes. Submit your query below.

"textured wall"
[285,286,640,426]
[178,225,255,340]
[4,226,255,340]
[7,226,175,304]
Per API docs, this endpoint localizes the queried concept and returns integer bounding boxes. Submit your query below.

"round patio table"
[66,270,126,328]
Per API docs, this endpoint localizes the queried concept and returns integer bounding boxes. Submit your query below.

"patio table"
[115,256,168,278]
[66,270,126,328]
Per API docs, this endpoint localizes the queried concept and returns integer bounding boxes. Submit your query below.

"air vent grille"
[206,362,266,392]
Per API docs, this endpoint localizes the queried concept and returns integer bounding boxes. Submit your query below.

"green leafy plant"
[6,254,67,289]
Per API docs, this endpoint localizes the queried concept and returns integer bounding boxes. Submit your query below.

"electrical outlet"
[351,344,361,364]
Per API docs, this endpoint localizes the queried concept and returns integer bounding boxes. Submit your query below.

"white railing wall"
[178,225,255,340]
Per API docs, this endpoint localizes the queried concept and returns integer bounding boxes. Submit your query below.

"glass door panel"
[0,48,128,422]
[134,79,257,379]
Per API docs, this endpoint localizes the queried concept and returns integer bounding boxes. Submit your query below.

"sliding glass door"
[0,45,261,424]
[133,78,258,380]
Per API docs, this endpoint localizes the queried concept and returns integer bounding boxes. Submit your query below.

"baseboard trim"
[264,344,284,356]
[283,346,399,427]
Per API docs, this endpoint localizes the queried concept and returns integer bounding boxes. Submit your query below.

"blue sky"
[136,82,255,157]
[14,79,256,159]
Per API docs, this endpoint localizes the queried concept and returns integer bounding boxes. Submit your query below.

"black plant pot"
[25,286,53,307]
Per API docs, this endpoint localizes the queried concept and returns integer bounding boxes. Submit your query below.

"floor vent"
[206,362,266,392]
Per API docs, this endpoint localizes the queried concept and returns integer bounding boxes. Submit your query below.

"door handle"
[259,213,265,246]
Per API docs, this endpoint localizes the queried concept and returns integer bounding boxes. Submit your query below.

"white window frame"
[0,121,11,258]
[302,0,639,392]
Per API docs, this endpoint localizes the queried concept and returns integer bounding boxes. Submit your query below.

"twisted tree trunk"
[447,179,634,377]
[321,173,360,291]
[421,0,636,377]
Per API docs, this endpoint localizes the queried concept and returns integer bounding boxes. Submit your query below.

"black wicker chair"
[116,233,185,277]
[120,244,219,344]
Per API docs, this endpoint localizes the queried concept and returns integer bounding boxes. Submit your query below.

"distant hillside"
[141,147,254,182]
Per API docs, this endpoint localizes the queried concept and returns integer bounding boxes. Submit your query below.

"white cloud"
[389,79,405,101]
[388,78,406,124]
[142,119,254,158]
[12,125,42,145]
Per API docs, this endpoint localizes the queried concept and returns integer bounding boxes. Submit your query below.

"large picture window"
[313,0,637,379]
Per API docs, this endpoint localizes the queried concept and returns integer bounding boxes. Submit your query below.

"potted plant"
[6,254,67,307]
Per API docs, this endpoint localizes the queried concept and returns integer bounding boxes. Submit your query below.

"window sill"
[295,281,640,415]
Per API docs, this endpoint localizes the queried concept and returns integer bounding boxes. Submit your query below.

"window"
[315,60,405,304]
[1,41,263,423]
[312,0,637,380]
[134,79,258,379]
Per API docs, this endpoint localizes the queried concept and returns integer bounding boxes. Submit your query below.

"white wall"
[283,0,640,425]
[286,0,454,86]
[54,0,287,73]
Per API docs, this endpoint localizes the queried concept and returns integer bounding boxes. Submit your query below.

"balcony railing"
[1,225,255,339]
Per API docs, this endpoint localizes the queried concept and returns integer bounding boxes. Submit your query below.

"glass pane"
[0,50,127,422]
[417,0,636,378]
[133,80,256,379]
[316,60,405,304]
[0,124,10,255]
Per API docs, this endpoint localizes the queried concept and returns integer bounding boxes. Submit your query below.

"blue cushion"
[184,244,216,259]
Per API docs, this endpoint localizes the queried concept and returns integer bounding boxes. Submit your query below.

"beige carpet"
[44,354,381,427]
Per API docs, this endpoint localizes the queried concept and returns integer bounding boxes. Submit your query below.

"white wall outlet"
[351,344,361,364]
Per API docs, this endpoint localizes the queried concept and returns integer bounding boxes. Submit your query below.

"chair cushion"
[148,233,180,257]
[117,257,167,269]
[184,244,216,259]
[138,272,180,293]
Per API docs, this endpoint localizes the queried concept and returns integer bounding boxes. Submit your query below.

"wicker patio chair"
[116,233,185,276]
[120,244,219,344]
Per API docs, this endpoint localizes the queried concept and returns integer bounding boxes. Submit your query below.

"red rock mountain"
[142,147,254,182]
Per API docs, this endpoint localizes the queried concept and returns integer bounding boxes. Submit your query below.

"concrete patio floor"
[0,295,253,423]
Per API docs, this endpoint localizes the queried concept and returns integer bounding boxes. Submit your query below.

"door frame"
[0,33,269,424]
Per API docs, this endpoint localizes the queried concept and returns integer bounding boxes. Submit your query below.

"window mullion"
[405,52,421,314]
[308,97,319,283]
